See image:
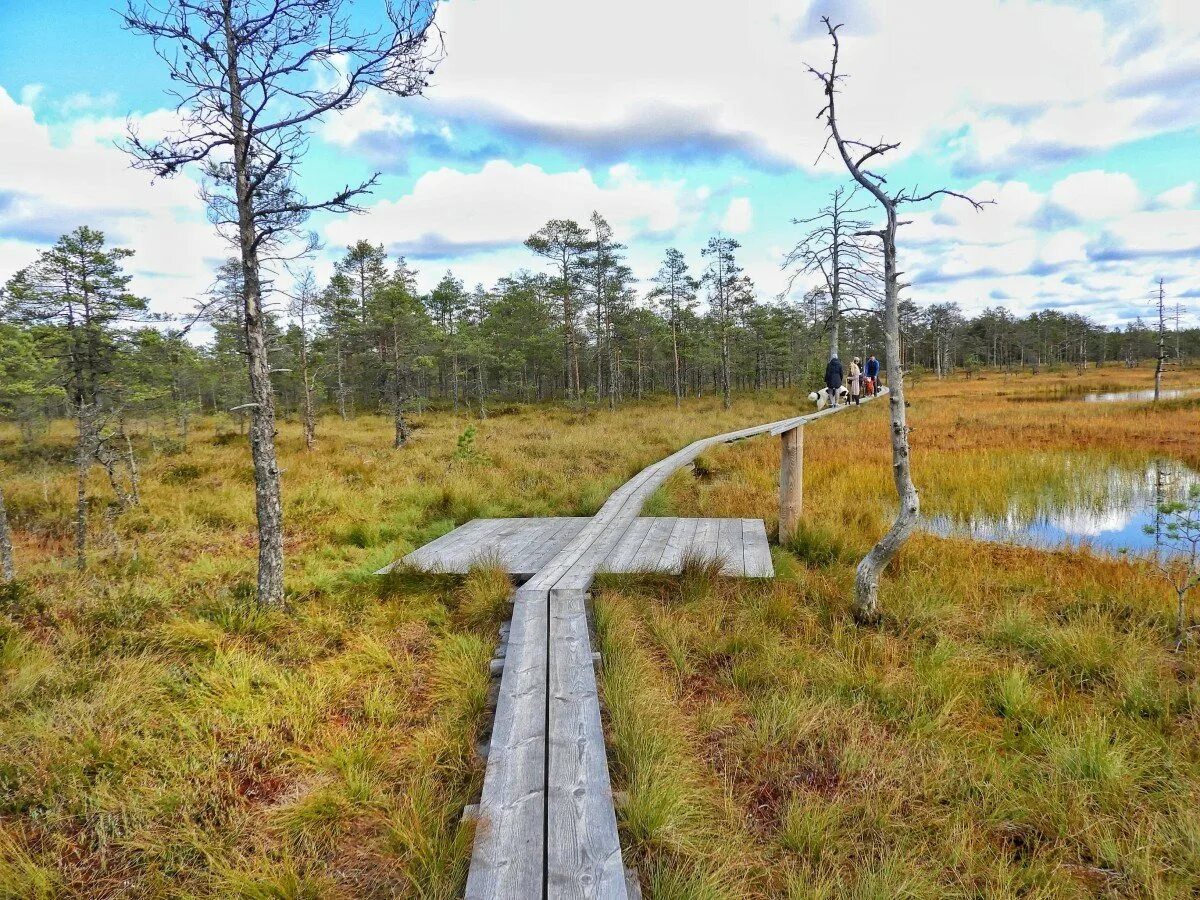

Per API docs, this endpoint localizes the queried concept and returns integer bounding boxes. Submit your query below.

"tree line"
[6,225,1196,438]
[4,225,1195,440]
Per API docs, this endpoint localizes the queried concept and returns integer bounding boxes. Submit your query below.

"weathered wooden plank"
[716,518,745,576]
[556,526,631,590]
[390,518,595,576]
[742,518,774,578]
[522,517,589,572]
[524,511,618,591]
[389,522,474,572]
[525,518,591,573]
[768,385,888,436]
[688,518,721,568]
[503,518,583,575]
[547,589,627,898]
[655,517,699,574]
[495,518,555,574]
[597,518,654,574]
[466,517,531,569]
[465,586,548,899]
[628,518,676,573]
[402,517,509,573]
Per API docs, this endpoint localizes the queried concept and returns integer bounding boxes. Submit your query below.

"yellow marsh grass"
[595,365,1200,899]
[0,394,807,898]
[2,369,1199,896]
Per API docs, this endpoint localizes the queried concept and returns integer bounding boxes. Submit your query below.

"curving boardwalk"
[458,391,888,899]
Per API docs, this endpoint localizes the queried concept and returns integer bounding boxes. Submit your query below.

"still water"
[925,459,1200,559]
[1084,388,1200,403]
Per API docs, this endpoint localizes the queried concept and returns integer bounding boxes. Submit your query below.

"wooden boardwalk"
[388,515,773,578]
[384,390,888,898]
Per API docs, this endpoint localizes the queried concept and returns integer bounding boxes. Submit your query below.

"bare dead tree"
[0,485,13,583]
[809,17,989,624]
[1154,278,1166,401]
[1173,300,1184,365]
[781,185,881,361]
[123,0,442,606]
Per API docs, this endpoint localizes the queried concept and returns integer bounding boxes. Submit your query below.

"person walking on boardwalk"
[824,354,844,407]
[865,354,880,395]
[849,356,862,405]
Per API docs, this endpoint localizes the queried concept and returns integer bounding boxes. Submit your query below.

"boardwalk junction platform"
[378,389,887,898]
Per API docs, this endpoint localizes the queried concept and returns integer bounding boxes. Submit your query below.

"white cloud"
[1040,230,1088,267]
[426,0,1200,172]
[1049,170,1142,221]
[325,159,699,260]
[321,88,415,147]
[0,87,224,315]
[721,197,753,234]
[898,172,1200,322]
[1156,182,1196,209]
[1099,208,1200,257]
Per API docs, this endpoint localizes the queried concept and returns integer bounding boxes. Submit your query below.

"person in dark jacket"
[865,355,880,395]
[824,355,844,406]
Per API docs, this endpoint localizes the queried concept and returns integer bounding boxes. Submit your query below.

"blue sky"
[2,0,1199,327]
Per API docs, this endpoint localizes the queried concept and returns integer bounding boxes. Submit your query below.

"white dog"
[808,386,850,410]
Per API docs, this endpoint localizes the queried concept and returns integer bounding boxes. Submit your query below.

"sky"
[1,0,1199,332]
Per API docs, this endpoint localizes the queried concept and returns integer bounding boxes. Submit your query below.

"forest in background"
[2,221,1197,441]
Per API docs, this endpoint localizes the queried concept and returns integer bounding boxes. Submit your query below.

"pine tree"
[370,258,428,446]
[0,323,63,581]
[648,248,698,408]
[701,235,752,410]
[428,273,470,411]
[526,219,589,400]
[3,227,149,568]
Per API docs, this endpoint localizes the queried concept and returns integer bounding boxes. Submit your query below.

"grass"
[0,394,805,898]
[2,368,1200,896]
[592,365,1200,898]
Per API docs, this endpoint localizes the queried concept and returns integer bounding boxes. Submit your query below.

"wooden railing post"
[778,425,803,545]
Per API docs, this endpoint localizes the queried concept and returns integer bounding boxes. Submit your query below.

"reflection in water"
[1084,388,1200,403]
[925,460,1200,559]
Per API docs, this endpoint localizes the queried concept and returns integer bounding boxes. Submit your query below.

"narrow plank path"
[424,390,889,899]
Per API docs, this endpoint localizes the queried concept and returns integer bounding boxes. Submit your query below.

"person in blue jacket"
[864,354,880,395]
[824,355,844,406]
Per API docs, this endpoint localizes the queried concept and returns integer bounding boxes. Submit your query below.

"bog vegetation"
[0,367,1198,897]
[1,3,1198,898]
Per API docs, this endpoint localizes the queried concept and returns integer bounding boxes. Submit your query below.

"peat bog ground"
[2,368,1199,897]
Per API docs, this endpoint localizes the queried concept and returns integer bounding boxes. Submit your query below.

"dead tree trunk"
[852,213,917,624]
[809,16,988,624]
[0,483,14,583]
[1155,278,1166,402]
[672,318,682,409]
[224,6,284,607]
[74,404,91,571]
[829,223,841,361]
[294,279,317,450]
[335,336,348,420]
[124,425,141,507]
